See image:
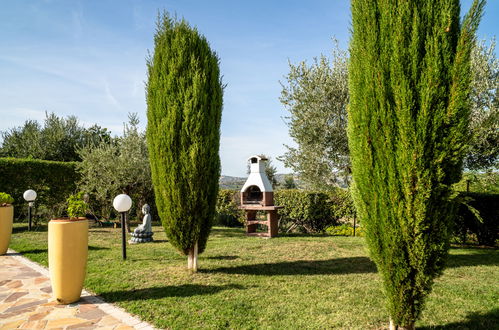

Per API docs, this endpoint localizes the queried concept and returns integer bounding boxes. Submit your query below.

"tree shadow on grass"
[211,227,244,238]
[447,251,499,268]
[89,245,110,251]
[13,225,48,233]
[203,251,499,276]
[203,257,377,276]
[206,255,239,260]
[100,284,245,302]
[419,308,499,329]
[9,245,108,255]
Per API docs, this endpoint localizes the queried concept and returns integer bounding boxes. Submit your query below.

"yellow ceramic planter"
[48,218,88,304]
[0,205,14,255]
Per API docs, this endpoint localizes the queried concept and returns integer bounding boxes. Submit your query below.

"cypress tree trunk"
[146,13,223,272]
[348,0,484,327]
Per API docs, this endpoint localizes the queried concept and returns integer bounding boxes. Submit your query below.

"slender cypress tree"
[348,1,484,329]
[146,13,223,271]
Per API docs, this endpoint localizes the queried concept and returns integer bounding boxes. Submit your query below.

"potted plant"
[48,192,88,304]
[0,193,14,255]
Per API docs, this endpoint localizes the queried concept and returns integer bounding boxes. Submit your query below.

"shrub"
[67,192,87,219]
[0,192,14,206]
[215,190,243,227]
[326,224,364,237]
[326,188,356,221]
[455,192,498,246]
[274,190,336,233]
[0,158,79,219]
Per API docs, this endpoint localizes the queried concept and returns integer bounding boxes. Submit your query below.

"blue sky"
[0,0,497,176]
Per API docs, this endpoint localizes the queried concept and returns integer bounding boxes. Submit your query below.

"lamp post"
[23,189,37,231]
[113,194,132,260]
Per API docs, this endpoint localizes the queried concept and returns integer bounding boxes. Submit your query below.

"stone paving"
[0,251,155,329]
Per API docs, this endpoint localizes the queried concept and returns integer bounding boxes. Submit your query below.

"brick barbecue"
[240,155,282,237]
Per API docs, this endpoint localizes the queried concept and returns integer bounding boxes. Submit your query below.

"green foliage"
[465,38,499,170]
[454,171,499,194]
[454,192,498,246]
[275,190,341,233]
[348,0,484,327]
[0,192,14,205]
[77,114,153,220]
[66,192,87,218]
[326,188,356,221]
[215,190,243,227]
[279,40,349,190]
[0,112,110,162]
[326,224,364,237]
[282,174,297,189]
[146,13,223,255]
[0,158,79,219]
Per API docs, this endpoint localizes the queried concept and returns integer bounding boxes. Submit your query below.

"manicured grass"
[8,223,499,329]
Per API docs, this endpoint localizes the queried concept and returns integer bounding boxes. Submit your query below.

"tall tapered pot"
[48,218,88,304]
[0,205,14,255]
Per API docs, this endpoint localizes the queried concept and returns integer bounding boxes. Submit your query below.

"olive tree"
[279,40,349,190]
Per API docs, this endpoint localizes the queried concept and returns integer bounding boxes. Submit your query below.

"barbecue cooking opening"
[244,185,262,203]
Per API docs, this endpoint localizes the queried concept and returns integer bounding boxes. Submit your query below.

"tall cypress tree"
[348,1,484,329]
[146,13,223,271]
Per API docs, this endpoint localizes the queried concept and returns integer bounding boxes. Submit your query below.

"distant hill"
[219,175,246,190]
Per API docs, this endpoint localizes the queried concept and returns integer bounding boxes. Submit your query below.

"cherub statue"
[130,204,154,243]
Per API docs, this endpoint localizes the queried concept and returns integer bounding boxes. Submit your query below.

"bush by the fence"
[455,192,498,246]
[215,189,243,227]
[326,224,364,237]
[0,157,80,220]
[274,189,352,233]
[326,188,356,221]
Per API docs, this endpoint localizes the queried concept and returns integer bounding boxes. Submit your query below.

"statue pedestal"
[129,231,154,244]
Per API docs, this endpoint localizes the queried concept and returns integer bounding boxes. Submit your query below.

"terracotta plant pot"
[48,218,88,304]
[0,205,14,255]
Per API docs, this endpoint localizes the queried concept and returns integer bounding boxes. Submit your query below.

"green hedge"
[0,157,80,220]
[455,192,498,246]
[215,189,244,227]
[274,189,356,234]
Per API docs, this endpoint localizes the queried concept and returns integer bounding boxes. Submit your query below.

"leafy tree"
[0,112,110,161]
[282,174,297,189]
[0,120,43,159]
[77,140,120,220]
[279,40,349,190]
[348,1,484,329]
[146,13,223,272]
[465,38,499,170]
[77,114,152,228]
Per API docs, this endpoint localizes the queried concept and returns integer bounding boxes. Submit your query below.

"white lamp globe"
[113,194,132,213]
[23,189,37,202]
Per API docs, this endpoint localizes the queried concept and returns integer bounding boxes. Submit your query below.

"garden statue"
[130,204,154,243]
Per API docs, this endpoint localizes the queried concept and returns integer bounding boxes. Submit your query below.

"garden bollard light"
[23,189,37,231]
[113,194,132,260]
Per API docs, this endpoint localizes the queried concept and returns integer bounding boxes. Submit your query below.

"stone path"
[0,250,155,329]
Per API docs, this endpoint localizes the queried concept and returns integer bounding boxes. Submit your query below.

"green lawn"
[8,224,499,329]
